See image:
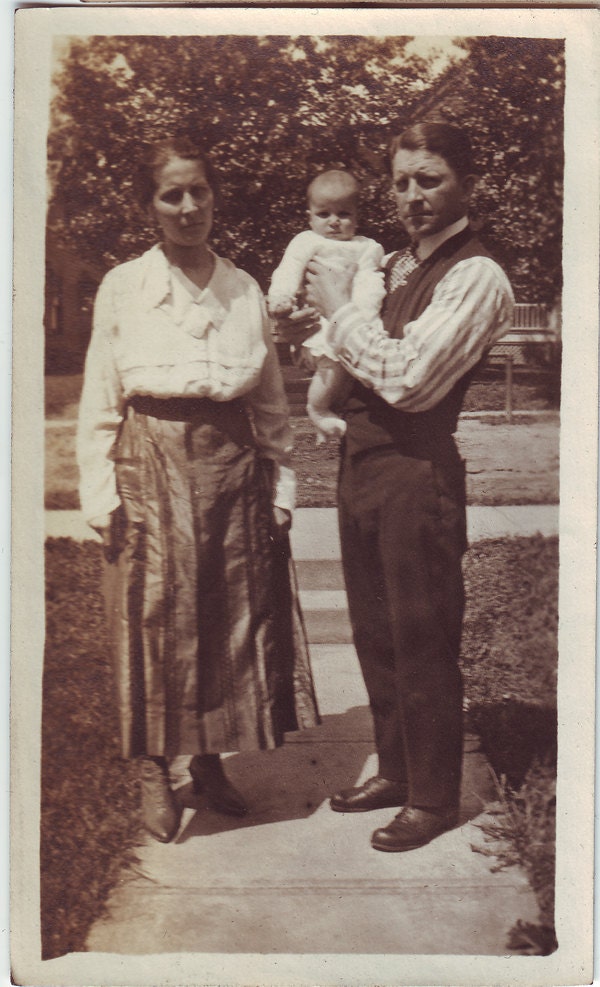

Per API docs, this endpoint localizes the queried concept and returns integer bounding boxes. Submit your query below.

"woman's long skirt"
[102,396,320,758]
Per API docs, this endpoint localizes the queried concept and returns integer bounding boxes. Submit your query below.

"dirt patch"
[291,415,559,508]
[456,417,560,505]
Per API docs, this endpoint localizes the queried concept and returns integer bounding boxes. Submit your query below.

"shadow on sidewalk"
[173,708,494,843]
[174,706,374,842]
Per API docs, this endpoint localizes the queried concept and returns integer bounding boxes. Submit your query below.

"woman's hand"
[305,258,356,320]
[274,306,321,348]
[93,505,126,563]
[272,506,292,539]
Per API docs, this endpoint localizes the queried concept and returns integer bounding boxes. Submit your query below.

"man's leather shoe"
[330,775,408,813]
[371,805,459,852]
[140,756,181,843]
[189,755,248,817]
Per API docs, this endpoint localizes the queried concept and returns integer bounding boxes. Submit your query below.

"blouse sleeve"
[246,291,296,511]
[76,270,125,528]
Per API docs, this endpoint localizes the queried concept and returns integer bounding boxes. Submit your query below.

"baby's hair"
[307,169,360,205]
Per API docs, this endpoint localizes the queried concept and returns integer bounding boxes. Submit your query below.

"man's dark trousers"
[338,445,467,810]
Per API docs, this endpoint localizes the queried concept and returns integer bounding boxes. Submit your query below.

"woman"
[77,136,320,843]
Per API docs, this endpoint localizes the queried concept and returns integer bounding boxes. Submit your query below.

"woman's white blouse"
[77,245,295,527]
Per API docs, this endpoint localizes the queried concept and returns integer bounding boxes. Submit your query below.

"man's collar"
[415,216,469,261]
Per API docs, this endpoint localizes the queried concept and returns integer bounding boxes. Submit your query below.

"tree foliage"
[419,37,564,303]
[48,34,564,302]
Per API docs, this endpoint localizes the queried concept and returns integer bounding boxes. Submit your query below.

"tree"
[417,37,564,304]
[48,34,564,301]
[48,35,424,286]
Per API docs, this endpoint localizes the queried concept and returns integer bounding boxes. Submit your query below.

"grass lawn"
[42,534,558,959]
[462,535,558,955]
[462,376,557,413]
[45,374,82,420]
[42,539,141,959]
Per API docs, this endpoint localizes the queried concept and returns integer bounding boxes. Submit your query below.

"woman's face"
[151,156,214,249]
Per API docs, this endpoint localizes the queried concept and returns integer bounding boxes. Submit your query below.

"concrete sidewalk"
[45,503,559,548]
[58,503,552,958]
[85,648,539,956]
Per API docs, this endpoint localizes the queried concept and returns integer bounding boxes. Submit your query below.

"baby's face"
[307,190,358,241]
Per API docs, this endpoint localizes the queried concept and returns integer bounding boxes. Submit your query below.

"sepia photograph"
[10,5,598,986]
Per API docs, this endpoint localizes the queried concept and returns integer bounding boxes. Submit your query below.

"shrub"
[473,758,557,954]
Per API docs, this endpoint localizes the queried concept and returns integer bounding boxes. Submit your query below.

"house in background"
[44,163,106,374]
[45,234,104,374]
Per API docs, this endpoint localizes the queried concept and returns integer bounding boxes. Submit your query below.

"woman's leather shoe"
[139,756,181,843]
[330,775,409,813]
[371,805,459,852]
[189,755,248,817]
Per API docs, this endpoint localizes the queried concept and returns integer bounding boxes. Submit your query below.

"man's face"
[392,148,474,242]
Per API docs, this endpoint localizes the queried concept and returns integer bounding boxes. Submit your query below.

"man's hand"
[305,257,356,320]
[274,306,321,348]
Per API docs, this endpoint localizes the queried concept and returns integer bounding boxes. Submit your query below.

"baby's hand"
[92,504,127,563]
[315,417,347,447]
[268,297,295,318]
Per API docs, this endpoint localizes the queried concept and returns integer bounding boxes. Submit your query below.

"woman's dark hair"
[134,136,219,210]
[389,122,476,179]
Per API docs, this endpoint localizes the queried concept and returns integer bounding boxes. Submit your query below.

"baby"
[268,170,385,444]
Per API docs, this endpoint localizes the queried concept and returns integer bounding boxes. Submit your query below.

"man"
[287,122,514,852]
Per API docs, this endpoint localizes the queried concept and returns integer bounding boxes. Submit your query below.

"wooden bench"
[486,303,558,421]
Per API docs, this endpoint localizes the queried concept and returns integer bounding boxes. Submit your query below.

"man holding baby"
[281,121,514,853]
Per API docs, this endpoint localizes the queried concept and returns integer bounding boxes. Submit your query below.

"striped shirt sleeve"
[325,256,514,412]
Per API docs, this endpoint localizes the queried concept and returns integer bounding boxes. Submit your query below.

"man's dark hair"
[390,122,476,179]
[134,136,219,211]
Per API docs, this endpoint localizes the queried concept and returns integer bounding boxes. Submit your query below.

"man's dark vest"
[343,227,495,462]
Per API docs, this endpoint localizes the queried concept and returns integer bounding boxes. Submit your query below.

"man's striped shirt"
[325,231,514,414]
